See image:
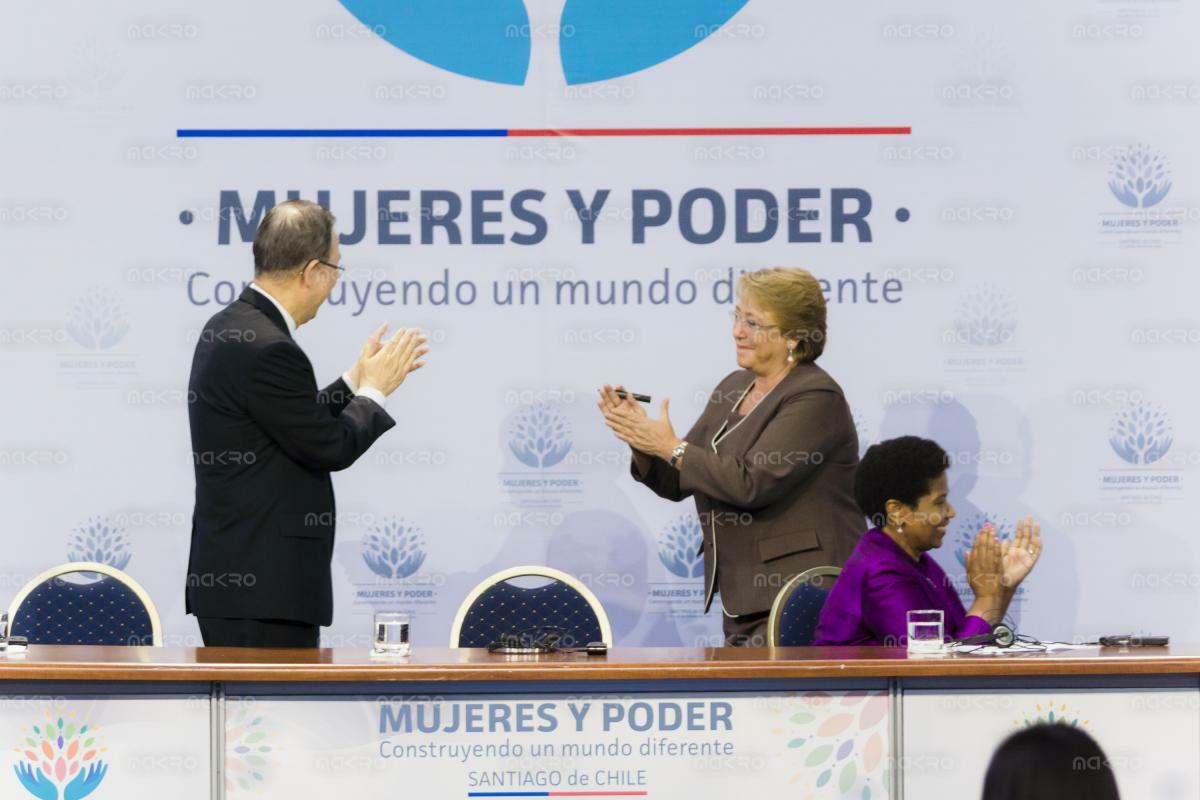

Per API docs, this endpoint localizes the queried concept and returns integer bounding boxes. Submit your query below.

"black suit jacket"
[633,363,863,616]
[185,288,394,626]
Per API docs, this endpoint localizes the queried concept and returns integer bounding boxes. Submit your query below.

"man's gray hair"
[253,199,336,277]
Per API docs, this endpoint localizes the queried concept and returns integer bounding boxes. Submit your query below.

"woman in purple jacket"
[815,436,1042,647]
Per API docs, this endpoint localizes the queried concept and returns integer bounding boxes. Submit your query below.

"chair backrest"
[768,566,842,647]
[450,566,613,648]
[7,562,162,646]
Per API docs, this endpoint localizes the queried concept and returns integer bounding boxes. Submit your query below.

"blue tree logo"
[952,284,1017,347]
[336,0,750,85]
[68,517,131,570]
[362,517,427,580]
[508,403,572,468]
[66,288,129,350]
[657,515,704,578]
[1109,402,1173,465]
[1108,144,1172,209]
[953,513,1013,568]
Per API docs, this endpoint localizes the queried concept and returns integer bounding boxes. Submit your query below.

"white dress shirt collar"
[249,282,297,336]
[248,282,388,409]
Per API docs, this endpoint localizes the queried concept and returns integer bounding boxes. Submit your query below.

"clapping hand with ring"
[999,516,1042,589]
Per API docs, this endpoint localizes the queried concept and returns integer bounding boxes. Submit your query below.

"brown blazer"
[633,363,863,616]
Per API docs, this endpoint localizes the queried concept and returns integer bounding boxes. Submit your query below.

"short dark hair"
[853,436,949,528]
[983,723,1121,800]
[253,199,335,277]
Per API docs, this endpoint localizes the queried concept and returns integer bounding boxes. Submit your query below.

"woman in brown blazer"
[598,268,863,646]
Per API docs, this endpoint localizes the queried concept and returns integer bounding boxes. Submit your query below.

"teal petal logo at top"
[336,0,750,85]
[1015,699,1087,729]
[657,515,704,579]
[13,711,107,800]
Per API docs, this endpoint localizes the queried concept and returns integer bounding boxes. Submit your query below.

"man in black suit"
[186,199,427,647]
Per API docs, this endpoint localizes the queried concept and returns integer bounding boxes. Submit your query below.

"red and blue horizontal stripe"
[176,126,910,138]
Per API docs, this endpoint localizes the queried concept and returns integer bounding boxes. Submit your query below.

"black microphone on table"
[953,625,1173,650]
[486,627,608,655]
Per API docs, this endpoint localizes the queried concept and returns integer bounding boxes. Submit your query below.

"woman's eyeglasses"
[731,310,779,335]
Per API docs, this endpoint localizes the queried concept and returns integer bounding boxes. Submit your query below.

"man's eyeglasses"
[315,259,345,275]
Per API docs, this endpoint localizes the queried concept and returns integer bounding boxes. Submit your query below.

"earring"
[787,349,795,364]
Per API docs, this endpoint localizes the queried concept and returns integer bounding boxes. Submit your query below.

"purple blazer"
[814,528,990,646]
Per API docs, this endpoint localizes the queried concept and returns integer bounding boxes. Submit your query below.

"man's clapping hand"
[358,326,429,396]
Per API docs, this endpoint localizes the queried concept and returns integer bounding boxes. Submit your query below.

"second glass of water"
[906,609,945,655]
[373,612,411,656]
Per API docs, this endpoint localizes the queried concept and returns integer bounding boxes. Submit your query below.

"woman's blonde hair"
[736,267,827,362]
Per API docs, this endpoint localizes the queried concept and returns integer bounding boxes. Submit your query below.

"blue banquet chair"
[767,566,842,647]
[6,562,162,646]
[450,566,612,648]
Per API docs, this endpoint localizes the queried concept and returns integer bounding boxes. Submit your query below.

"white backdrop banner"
[1,1,1197,647]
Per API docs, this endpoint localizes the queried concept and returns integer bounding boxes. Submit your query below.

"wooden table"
[0,646,1194,799]
[0,642,1192,681]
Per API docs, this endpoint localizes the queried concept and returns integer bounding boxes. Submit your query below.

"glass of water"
[373,612,410,656]
[906,609,945,655]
